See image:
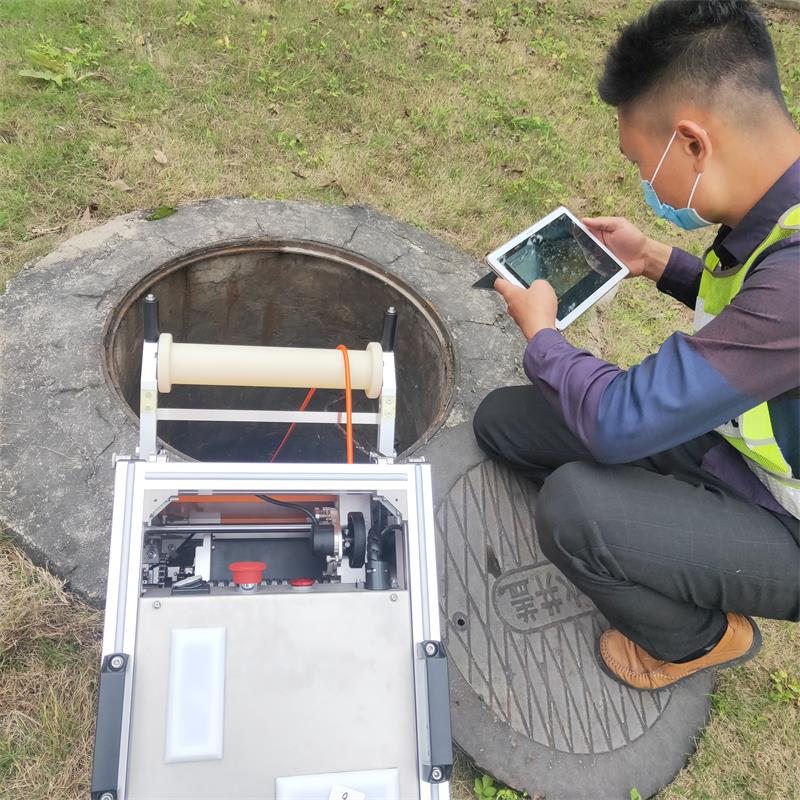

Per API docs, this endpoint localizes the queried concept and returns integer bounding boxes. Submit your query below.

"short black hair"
[598,0,788,114]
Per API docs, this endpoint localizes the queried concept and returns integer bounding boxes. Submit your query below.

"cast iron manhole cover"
[427,422,713,799]
[437,459,669,755]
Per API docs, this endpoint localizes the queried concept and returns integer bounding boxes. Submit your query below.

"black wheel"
[346,511,367,569]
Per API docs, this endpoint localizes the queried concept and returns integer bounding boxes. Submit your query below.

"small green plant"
[146,206,177,221]
[768,669,800,706]
[334,0,354,15]
[492,2,539,35]
[474,774,528,800]
[630,788,643,800]
[528,31,569,60]
[496,789,527,800]
[381,0,406,18]
[276,131,322,167]
[18,35,103,87]
[475,775,496,799]
[493,5,513,35]
[176,11,198,29]
[710,688,740,721]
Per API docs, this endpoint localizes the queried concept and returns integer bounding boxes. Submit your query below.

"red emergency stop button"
[289,578,314,588]
[229,561,266,585]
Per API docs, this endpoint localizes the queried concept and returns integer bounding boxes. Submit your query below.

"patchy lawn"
[1,1,799,798]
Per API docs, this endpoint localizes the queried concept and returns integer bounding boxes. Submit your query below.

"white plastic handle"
[156,334,383,399]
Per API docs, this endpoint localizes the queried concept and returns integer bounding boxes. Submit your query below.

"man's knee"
[472,388,510,457]
[537,461,602,563]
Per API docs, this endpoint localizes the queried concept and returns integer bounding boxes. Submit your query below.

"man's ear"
[675,120,712,170]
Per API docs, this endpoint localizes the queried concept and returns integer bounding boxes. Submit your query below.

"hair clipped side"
[598,0,787,114]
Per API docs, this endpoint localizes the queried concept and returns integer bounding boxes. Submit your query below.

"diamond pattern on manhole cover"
[436,459,671,755]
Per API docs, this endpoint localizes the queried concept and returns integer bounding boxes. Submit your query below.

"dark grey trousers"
[472,384,800,662]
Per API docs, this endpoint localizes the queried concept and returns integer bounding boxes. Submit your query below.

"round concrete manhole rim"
[101,237,458,462]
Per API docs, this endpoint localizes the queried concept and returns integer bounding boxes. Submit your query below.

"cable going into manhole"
[268,344,354,464]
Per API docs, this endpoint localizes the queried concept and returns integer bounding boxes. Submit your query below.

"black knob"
[381,306,398,352]
[143,293,159,343]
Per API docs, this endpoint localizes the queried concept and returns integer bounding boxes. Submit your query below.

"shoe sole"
[595,615,763,693]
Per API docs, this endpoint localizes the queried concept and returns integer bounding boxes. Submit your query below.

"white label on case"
[164,626,226,763]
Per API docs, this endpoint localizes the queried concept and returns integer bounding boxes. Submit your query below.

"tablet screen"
[498,213,624,319]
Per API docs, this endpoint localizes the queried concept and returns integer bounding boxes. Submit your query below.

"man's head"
[599,0,795,226]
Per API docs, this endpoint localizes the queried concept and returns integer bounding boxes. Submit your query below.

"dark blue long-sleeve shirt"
[523,160,800,516]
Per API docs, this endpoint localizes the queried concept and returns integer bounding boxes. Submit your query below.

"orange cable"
[267,347,354,465]
[336,344,354,464]
[269,387,316,462]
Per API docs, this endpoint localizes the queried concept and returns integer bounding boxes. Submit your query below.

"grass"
[0,1,799,798]
[0,534,101,798]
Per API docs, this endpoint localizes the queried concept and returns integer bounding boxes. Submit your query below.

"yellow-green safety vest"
[693,203,800,519]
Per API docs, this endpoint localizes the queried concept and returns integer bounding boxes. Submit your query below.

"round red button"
[289,578,314,588]
[229,561,266,585]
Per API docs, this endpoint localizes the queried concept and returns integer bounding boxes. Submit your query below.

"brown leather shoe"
[597,612,762,691]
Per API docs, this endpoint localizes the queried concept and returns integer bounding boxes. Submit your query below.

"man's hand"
[582,217,672,282]
[494,278,557,341]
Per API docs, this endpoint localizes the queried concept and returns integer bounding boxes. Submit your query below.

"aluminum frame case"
[92,459,451,800]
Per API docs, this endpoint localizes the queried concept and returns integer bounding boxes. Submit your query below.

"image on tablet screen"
[499,213,622,318]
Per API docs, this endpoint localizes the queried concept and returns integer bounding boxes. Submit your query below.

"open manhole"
[104,242,455,462]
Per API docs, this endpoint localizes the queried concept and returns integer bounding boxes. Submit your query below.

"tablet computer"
[485,206,629,330]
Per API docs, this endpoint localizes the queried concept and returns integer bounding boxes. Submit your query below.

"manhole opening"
[104,242,456,462]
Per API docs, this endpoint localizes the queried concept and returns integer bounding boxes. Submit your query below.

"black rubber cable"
[175,530,197,554]
[255,494,318,533]
[367,523,404,562]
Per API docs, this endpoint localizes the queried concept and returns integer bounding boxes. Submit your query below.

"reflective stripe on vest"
[693,203,800,518]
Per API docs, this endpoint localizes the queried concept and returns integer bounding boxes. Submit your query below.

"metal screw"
[153,600,161,609]
[99,793,115,800]
[431,767,443,781]
[390,593,398,602]
[109,655,124,671]
[424,642,438,657]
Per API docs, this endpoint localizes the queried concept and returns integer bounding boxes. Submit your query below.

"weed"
[492,2,540,35]
[276,131,323,167]
[146,205,176,221]
[474,774,528,800]
[768,669,800,707]
[176,11,198,30]
[18,35,103,87]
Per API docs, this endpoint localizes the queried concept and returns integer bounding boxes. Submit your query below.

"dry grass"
[0,534,102,799]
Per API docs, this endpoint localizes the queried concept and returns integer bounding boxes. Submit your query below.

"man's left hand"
[494,278,558,341]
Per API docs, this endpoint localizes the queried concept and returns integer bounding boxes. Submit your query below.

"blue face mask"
[641,130,713,230]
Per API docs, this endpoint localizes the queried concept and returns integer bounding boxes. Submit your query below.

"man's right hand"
[582,217,672,283]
